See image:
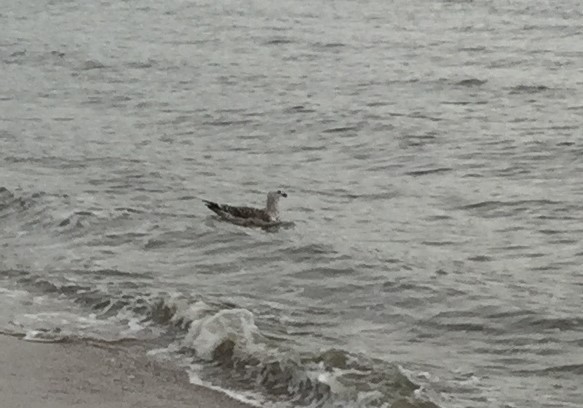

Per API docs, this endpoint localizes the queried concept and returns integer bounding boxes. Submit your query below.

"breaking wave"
[1,270,436,408]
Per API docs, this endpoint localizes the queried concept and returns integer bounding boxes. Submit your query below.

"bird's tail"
[202,199,222,213]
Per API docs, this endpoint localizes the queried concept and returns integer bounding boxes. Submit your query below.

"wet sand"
[0,334,254,408]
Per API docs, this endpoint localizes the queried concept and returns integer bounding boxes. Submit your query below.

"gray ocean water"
[1,0,582,407]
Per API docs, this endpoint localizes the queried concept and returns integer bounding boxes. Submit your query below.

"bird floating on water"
[203,190,288,227]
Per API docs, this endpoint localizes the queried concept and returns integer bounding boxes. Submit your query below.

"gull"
[203,190,288,226]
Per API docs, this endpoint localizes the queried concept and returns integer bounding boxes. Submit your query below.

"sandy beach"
[0,334,254,408]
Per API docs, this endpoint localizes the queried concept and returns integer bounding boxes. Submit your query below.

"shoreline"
[0,334,255,408]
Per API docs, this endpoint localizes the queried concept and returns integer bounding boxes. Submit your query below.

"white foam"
[187,367,267,407]
[171,299,213,326]
[0,287,29,299]
[184,308,259,360]
[23,329,67,343]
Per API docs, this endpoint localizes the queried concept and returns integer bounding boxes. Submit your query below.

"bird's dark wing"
[203,200,271,222]
[222,205,271,221]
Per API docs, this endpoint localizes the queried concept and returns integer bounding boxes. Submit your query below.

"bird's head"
[266,190,288,211]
